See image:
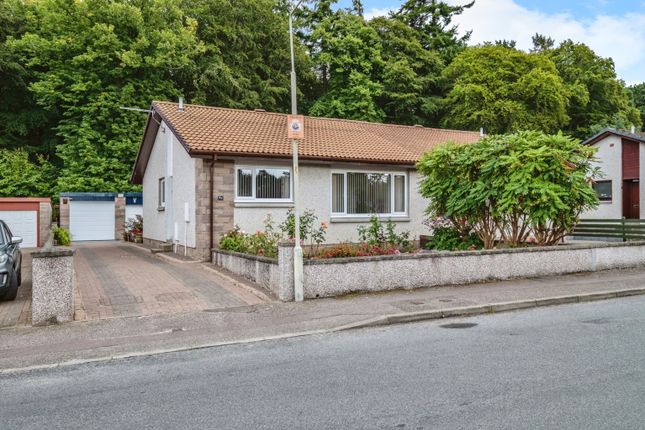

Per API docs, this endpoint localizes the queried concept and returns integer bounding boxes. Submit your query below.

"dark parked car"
[0,220,22,301]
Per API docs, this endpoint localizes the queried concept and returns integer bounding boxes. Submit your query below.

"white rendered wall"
[170,130,196,248]
[233,161,429,243]
[142,122,167,242]
[583,135,623,219]
[142,123,196,246]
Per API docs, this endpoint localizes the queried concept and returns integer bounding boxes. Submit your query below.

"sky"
[337,0,645,85]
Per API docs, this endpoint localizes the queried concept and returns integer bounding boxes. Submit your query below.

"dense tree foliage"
[442,45,569,134]
[629,83,645,132]
[0,149,53,197]
[10,0,201,192]
[417,132,599,248]
[308,11,385,121]
[545,40,641,138]
[0,0,640,197]
[393,0,474,64]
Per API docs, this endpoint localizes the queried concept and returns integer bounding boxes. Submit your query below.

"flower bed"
[219,211,413,259]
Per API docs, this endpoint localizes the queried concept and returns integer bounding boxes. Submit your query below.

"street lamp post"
[289,0,304,302]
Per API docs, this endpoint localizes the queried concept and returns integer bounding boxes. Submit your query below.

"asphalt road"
[2,296,644,430]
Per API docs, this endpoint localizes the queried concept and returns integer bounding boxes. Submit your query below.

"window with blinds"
[235,167,291,200]
[332,171,407,216]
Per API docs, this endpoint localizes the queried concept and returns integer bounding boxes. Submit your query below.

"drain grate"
[440,322,478,329]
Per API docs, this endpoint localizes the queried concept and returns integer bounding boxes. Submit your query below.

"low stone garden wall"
[213,242,294,301]
[31,247,75,325]
[213,241,645,301]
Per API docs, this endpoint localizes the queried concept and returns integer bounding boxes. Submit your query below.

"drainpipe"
[209,154,215,262]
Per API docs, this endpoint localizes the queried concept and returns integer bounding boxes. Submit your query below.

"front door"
[623,181,640,219]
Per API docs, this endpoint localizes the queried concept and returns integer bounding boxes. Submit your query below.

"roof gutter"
[186,150,417,167]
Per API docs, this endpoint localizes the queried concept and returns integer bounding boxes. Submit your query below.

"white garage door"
[125,204,143,225]
[70,201,115,241]
[0,211,38,248]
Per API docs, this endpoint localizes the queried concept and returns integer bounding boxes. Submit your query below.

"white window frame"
[158,177,166,209]
[330,169,408,218]
[234,165,293,203]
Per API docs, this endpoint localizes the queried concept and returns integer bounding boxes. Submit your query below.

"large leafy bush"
[417,131,600,248]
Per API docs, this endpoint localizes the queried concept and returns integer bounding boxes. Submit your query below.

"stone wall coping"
[278,240,295,248]
[212,248,278,264]
[303,240,645,265]
[212,240,645,267]
[31,248,75,258]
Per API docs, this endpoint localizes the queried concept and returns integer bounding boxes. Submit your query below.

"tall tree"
[628,83,645,132]
[393,0,474,64]
[0,0,55,155]
[308,11,385,121]
[530,33,555,53]
[370,16,443,125]
[9,0,200,192]
[0,149,53,197]
[181,0,311,112]
[547,40,641,138]
[296,0,338,107]
[351,0,364,16]
[442,45,569,134]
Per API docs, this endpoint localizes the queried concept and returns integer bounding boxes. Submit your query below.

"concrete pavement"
[1,265,645,372]
[1,296,644,429]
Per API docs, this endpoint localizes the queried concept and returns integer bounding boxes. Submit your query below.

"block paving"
[73,242,269,321]
[0,241,270,327]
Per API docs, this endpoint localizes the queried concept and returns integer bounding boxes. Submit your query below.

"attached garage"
[0,198,52,248]
[61,193,117,242]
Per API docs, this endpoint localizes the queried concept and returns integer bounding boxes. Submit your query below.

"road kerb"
[343,287,645,331]
[577,292,617,302]
[615,288,645,297]
[535,296,580,307]
[490,301,537,312]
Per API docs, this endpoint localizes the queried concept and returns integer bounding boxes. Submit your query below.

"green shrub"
[279,209,327,257]
[219,227,249,253]
[425,226,483,251]
[219,216,283,257]
[357,215,411,251]
[417,131,600,248]
[52,226,71,246]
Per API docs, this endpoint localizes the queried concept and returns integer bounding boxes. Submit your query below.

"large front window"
[332,171,407,216]
[236,167,291,201]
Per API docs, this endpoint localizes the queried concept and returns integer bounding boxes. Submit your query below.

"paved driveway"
[74,242,270,321]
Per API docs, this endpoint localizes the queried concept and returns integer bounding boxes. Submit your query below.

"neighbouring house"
[0,198,52,248]
[582,128,645,220]
[131,101,481,260]
[59,192,143,242]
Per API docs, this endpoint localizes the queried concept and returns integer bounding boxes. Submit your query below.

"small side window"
[593,180,612,201]
[158,177,166,209]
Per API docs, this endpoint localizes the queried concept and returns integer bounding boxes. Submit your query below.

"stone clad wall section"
[301,242,645,299]
[31,249,75,325]
[215,241,645,302]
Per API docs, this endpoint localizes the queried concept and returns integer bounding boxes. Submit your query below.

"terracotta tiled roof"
[152,101,481,165]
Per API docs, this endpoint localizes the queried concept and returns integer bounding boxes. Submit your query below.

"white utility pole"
[289,0,304,302]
